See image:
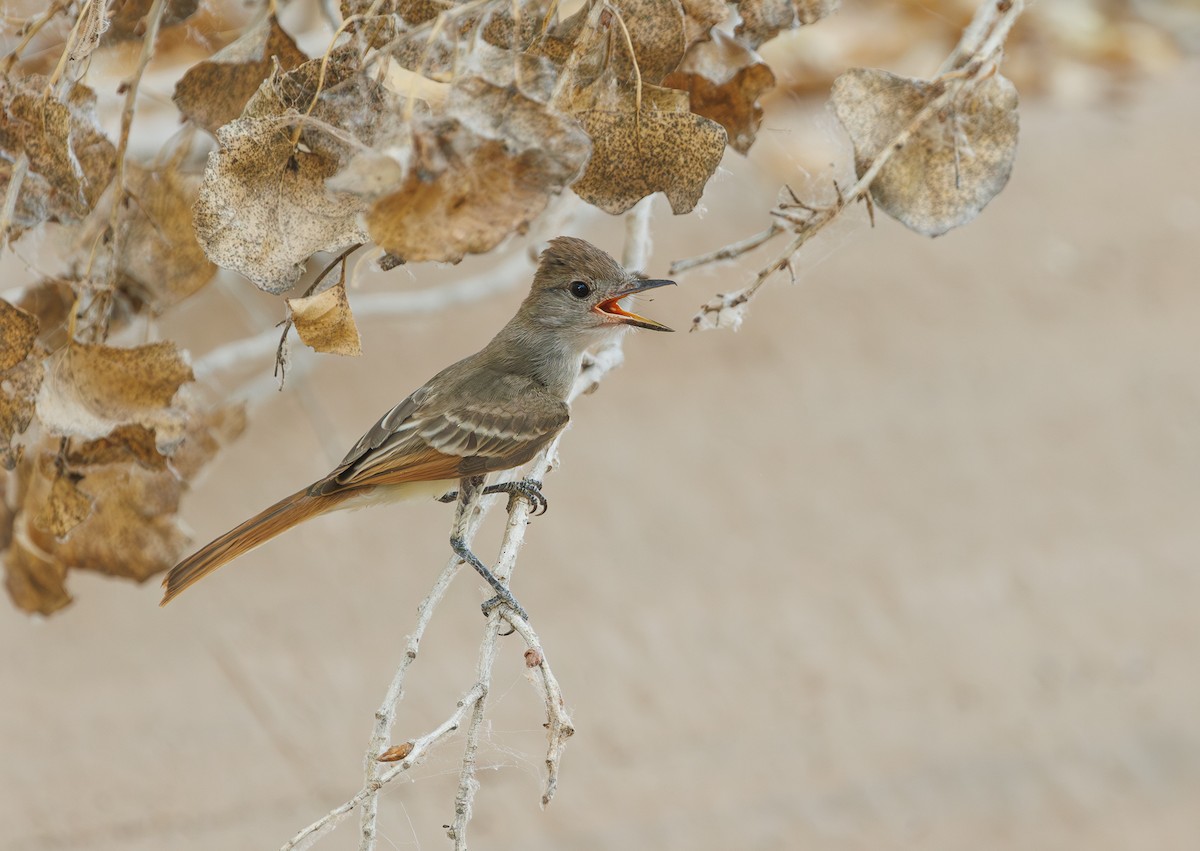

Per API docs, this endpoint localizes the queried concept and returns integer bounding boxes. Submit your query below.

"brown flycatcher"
[160,237,674,618]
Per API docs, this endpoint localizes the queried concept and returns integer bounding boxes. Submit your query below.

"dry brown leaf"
[68,424,168,471]
[36,341,194,444]
[349,59,590,263]
[831,68,1019,237]
[1,347,44,470]
[32,467,93,539]
[610,0,688,85]
[570,81,727,214]
[106,0,200,41]
[26,463,188,583]
[736,0,838,49]
[4,525,71,615]
[0,79,116,227]
[116,165,216,312]
[13,280,75,353]
[173,15,308,135]
[2,394,244,614]
[193,55,386,293]
[680,0,730,45]
[287,283,363,357]
[0,299,37,372]
[663,30,776,154]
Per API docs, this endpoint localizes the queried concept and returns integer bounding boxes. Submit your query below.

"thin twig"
[669,222,784,275]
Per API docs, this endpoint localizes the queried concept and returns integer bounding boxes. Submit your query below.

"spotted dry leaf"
[0,299,37,372]
[351,58,590,263]
[736,0,838,49]
[68,424,168,471]
[831,68,1019,237]
[0,301,44,469]
[287,283,363,357]
[609,0,688,85]
[663,30,776,154]
[193,55,386,293]
[0,79,116,227]
[570,81,727,214]
[173,15,307,135]
[36,341,194,446]
[32,465,93,539]
[680,0,729,45]
[112,165,216,312]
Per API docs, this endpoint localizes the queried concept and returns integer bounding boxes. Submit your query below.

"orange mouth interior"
[596,296,648,323]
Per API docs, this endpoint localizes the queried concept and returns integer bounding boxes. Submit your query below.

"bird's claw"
[482,591,529,625]
[439,479,547,515]
[486,478,548,515]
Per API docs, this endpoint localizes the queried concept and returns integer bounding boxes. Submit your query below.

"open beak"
[595,279,675,332]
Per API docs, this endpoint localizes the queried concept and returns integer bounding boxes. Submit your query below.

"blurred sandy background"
[3,9,1200,850]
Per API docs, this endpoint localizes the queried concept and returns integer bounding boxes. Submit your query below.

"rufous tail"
[160,487,351,605]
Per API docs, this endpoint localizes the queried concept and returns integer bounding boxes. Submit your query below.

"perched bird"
[160,237,674,617]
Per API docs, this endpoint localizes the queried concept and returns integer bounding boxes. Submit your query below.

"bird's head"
[522,237,675,340]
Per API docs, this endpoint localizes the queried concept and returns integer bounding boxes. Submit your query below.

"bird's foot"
[450,535,530,625]
[482,590,529,623]
[486,478,547,515]
[439,478,547,515]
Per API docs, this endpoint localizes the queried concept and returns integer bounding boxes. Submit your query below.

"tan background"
[3,56,1199,851]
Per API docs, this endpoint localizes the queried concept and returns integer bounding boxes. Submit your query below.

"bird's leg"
[449,475,530,622]
[438,478,548,515]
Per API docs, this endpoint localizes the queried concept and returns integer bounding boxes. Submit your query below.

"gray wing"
[309,371,569,495]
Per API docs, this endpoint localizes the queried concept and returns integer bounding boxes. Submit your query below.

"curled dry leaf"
[5,522,71,615]
[378,741,415,762]
[115,165,217,311]
[570,81,727,214]
[735,0,839,49]
[287,283,363,357]
[193,55,386,293]
[830,68,1020,237]
[0,78,116,227]
[663,29,776,154]
[173,14,308,135]
[349,55,590,263]
[35,340,194,447]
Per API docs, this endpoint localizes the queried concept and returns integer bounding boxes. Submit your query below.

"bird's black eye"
[569,281,591,299]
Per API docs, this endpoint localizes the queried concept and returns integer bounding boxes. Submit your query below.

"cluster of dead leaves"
[0,288,245,614]
[185,0,839,289]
